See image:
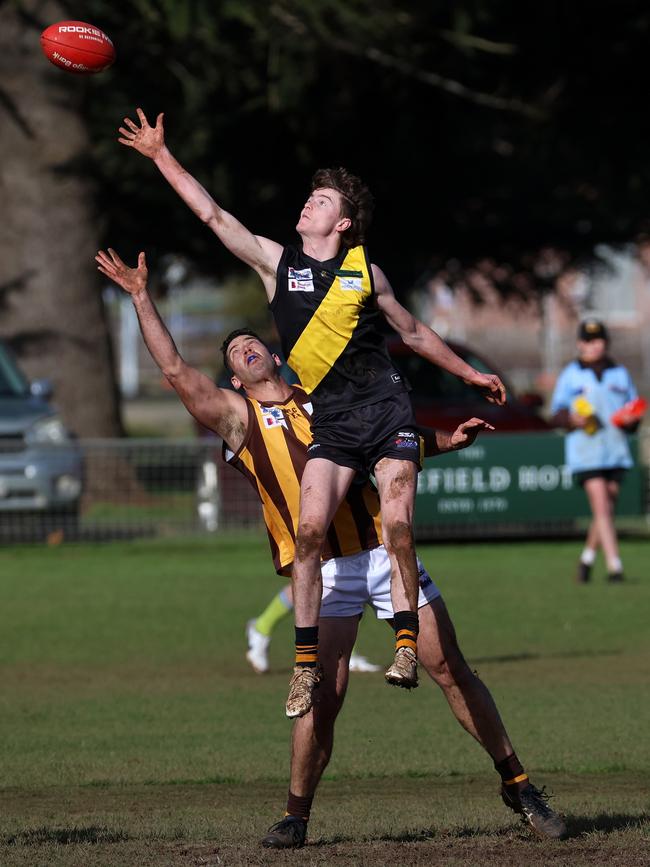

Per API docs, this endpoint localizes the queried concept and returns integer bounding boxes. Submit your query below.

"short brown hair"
[311,167,374,248]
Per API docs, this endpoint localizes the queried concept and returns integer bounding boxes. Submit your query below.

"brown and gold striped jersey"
[223,385,382,575]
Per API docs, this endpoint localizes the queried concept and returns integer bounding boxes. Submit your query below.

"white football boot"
[245,620,270,674]
[348,652,381,673]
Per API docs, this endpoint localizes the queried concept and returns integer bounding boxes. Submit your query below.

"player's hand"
[96,248,148,297]
[118,108,165,159]
[464,371,506,405]
[450,418,495,449]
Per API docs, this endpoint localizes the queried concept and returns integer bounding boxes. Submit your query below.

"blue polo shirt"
[550,359,637,473]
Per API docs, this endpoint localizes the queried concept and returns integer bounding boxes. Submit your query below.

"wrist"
[153,144,170,165]
[131,288,149,305]
[439,433,454,452]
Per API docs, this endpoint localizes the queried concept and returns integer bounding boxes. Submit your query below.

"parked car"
[0,340,83,538]
[387,337,551,433]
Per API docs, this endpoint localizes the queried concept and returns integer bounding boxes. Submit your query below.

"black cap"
[578,318,609,342]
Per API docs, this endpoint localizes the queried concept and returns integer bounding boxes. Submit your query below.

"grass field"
[0,534,648,865]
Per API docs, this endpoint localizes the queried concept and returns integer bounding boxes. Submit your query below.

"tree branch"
[270,5,546,120]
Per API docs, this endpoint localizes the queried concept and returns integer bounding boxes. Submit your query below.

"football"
[40,20,115,74]
[611,397,648,428]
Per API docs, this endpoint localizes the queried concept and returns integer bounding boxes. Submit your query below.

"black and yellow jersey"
[271,244,408,414]
[223,386,383,575]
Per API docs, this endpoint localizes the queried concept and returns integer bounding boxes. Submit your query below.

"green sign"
[415,433,642,528]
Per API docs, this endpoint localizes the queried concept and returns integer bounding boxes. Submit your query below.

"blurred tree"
[0,0,122,436]
[76,0,650,293]
[4,0,650,438]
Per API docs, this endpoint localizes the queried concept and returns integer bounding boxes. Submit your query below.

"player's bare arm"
[372,265,506,405]
[421,418,495,456]
[117,108,282,300]
[95,247,248,448]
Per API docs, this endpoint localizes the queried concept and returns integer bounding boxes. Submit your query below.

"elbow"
[162,360,184,383]
[204,208,223,232]
[399,328,420,350]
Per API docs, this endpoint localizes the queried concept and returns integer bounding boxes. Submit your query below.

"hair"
[311,167,374,248]
[220,328,267,373]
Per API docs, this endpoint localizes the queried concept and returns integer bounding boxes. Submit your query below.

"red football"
[40,20,115,74]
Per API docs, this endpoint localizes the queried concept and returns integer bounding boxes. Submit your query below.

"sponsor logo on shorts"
[397,431,416,438]
[288,267,314,292]
[394,438,418,450]
[307,443,321,452]
[391,373,402,383]
[418,565,433,588]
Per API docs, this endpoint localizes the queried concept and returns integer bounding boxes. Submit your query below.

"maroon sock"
[286,790,313,821]
[494,753,529,793]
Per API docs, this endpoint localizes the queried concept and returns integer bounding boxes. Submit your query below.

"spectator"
[550,319,640,582]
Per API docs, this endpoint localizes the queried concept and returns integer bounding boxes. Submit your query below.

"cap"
[578,318,609,342]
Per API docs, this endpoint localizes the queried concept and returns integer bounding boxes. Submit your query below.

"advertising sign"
[415,433,642,529]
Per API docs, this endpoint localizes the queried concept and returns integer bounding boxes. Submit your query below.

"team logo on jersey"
[288,267,314,292]
[339,276,363,292]
[261,406,287,429]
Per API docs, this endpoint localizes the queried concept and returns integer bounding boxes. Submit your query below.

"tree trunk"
[0,0,123,436]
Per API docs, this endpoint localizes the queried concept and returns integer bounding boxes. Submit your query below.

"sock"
[607,556,623,574]
[295,625,319,668]
[286,790,313,822]
[393,610,419,654]
[580,547,596,566]
[495,753,529,793]
[255,589,293,638]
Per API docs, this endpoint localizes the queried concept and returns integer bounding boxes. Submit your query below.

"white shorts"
[320,544,441,619]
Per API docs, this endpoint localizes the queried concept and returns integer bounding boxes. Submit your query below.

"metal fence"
[0,433,648,543]
[0,438,261,543]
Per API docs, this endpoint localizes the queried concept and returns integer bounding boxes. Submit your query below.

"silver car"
[0,340,82,538]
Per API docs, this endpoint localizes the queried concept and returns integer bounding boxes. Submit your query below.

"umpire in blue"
[550,318,640,582]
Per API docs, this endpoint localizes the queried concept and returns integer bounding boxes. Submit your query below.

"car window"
[0,342,29,397]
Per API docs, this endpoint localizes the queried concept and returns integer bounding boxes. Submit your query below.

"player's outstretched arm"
[372,265,506,406]
[117,109,282,300]
[421,418,495,456]
[95,248,248,447]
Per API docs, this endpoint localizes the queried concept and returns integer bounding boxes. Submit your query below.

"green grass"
[0,536,648,865]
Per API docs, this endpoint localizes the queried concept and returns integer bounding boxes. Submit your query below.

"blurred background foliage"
[58,0,650,288]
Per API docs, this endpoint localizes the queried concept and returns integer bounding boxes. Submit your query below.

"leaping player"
[117,109,506,719]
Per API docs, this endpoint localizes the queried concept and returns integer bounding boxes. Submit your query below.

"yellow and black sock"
[495,753,529,793]
[295,625,318,668]
[286,790,313,822]
[393,610,419,654]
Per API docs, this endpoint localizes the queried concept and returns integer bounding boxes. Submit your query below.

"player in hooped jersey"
[95,248,566,845]
[118,109,507,719]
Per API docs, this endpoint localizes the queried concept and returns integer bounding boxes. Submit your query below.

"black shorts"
[573,467,627,487]
[306,392,421,473]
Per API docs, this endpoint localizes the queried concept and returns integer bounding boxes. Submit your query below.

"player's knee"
[295,522,326,560]
[422,647,470,689]
[383,520,413,557]
[314,683,345,721]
